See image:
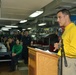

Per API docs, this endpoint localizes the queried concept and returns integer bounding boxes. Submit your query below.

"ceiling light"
[1,27,10,31]
[27,28,32,30]
[29,11,43,18]
[22,29,26,30]
[38,23,46,26]
[17,30,20,31]
[31,35,35,37]
[1,29,9,31]
[20,20,27,23]
[1,27,11,29]
[5,25,18,28]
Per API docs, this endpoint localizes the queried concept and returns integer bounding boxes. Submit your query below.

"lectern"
[28,47,59,75]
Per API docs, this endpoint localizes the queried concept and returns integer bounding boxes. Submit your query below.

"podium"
[28,47,59,75]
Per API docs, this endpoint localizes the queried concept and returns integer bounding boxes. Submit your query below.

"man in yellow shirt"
[54,9,76,75]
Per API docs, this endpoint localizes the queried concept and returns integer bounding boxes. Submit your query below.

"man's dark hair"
[57,9,71,18]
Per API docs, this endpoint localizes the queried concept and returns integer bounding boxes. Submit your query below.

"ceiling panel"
[1,0,53,19]
[2,0,53,9]
[1,8,35,19]
[0,0,53,27]
[0,0,76,29]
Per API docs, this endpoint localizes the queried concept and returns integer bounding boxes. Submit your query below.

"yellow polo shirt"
[58,22,76,58]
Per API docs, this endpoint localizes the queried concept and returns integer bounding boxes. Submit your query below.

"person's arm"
[31,41,33,46]
[53,40,61,51]
[30,36,33,46]
[12,45,16,56]
[6,41,10,51]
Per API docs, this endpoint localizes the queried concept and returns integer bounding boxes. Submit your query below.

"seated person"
[0,40,7,52]
[9,39,23,72]
[6,37,15,52]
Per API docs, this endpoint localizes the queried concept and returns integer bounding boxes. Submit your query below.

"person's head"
[8,37,13,43]
[57,9,71,27]
[24,30,29,36]
[16,39,20,45]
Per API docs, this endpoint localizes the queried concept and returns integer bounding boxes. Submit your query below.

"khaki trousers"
[58,57,76,75]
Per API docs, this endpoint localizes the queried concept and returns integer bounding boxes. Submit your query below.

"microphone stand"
[60,39,68,75]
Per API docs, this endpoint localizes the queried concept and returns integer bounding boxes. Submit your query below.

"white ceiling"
[0,0,53,26]
[0,0,76,29]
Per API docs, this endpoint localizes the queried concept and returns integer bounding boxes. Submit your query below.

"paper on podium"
[44,50,57,55]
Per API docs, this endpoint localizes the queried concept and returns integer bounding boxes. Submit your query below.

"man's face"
[57,12,66,26]
[24,31,29,36]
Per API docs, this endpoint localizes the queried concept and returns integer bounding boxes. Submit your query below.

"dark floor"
[0,60,28,75]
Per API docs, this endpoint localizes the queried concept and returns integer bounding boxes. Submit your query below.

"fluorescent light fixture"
[27,28,32,30]
[5,25,18,28]
[38,23,46,26]
[1,28,10,31]
[31,35,35,37]
[1,27,11,29]
[29,11,43,17]
[2,29,9,31]
[22,29,26,30]
[17,30,20,31]
[20,20,27,23]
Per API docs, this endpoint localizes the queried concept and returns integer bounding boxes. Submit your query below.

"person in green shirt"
[9,39,22,72]
[54,9,76,75]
